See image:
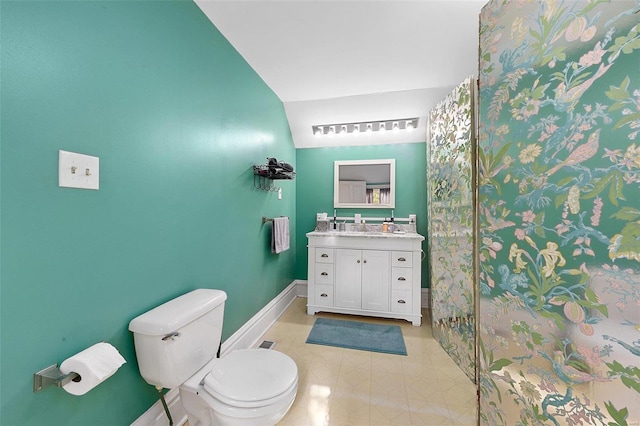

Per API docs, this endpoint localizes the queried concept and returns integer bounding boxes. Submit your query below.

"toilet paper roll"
[59,342,126,396]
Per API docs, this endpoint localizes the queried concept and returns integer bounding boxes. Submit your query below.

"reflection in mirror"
[334,159,395,208]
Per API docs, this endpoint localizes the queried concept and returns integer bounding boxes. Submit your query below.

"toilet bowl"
[128,289,298,426]
[180,349,298,426]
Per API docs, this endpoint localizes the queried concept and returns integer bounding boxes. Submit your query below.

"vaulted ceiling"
[195,1,486,148]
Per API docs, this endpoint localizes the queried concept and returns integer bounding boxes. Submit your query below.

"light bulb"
[406,120,415,132]
[366,124,373,134]
[353,124,360,134]
[314,127,322,137]
[392,122,399,133]
[339,125,347,137]
[379,122,386,133]
[328,126,335,137]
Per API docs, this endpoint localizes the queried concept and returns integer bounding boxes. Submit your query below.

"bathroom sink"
[337,231,387,236]
[313,230,414,238]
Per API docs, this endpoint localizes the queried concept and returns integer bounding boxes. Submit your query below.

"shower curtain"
[478,1,640,424]
[427,76,477,384]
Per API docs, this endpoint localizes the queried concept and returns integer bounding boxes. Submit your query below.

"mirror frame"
[333,159,396,209]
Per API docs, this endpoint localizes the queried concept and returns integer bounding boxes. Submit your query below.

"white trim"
[333,159,396,209]
[294,279,308,297]
[220,280,301,356]
[130,388,187,426]
[130,280,306,426]
[421,288,430,308]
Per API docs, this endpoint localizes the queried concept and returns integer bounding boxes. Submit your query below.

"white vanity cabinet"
[335,249,390,311]
[307,231,424,325]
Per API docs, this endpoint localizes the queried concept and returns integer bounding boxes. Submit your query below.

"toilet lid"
[203,349,298,407]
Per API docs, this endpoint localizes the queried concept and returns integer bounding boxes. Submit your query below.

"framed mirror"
[334,159,395,208]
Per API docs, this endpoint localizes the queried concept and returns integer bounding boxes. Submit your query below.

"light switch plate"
[59,150,99,190]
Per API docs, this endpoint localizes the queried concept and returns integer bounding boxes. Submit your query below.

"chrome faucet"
[361,219,367,232]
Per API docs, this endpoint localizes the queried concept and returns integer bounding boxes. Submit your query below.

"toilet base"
[179,383,296,426]
[179,387,217,426]
[178,353,298,426]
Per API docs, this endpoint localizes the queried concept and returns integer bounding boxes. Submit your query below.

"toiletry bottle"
[382,222,389,232]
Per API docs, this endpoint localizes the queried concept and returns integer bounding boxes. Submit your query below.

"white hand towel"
[271,217,290,254]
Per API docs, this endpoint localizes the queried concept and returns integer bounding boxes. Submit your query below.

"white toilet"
[128,289,298,426]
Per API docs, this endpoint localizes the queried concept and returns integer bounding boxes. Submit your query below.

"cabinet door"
[361,250,390,311]
[335,249,362,309]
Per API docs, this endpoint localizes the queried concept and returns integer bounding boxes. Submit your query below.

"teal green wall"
[295,143,429,286]
[1,1,296,425]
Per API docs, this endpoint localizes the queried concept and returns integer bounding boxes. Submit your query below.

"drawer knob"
[321,272,328,276]
[321,253,329,258]
[397,299,406,304]
[397,277,406,281]
[363,260,367,263]
[357,260,360,263]
[397,257,406,262]
[320,293,328,297]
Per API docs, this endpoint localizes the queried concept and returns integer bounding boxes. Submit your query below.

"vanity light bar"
[313,118,419,137]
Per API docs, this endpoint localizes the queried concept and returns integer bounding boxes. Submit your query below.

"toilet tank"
[128,289,227,389]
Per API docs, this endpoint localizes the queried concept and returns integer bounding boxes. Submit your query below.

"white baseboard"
[130,280,306,426]
[421,288,430,308]
[295,279,307,298]
[220,280,302,356]
[130,387,186,426]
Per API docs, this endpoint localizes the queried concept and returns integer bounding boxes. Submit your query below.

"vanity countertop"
[307,230,425,241]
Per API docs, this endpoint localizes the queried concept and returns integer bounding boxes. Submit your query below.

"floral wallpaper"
[478,1,640,425]
[427,77,476,383]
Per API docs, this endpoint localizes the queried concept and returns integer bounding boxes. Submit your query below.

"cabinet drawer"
[390,291,412,314]
[314,284,334,307]
[315,248,334,264]
[315,263,334,284]
[391,267,412,291]
[391,251,412,267]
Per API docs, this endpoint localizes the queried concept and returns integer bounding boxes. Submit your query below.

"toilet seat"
[203,349,298,408]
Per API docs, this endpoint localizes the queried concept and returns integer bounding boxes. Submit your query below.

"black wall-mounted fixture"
[253,157,295,192]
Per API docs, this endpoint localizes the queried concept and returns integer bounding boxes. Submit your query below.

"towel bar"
[262,216,288,224]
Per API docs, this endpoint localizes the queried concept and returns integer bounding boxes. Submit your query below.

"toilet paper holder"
[33,364,80,393]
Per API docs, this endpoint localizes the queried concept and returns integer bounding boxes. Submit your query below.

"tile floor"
[260,297,477,426]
